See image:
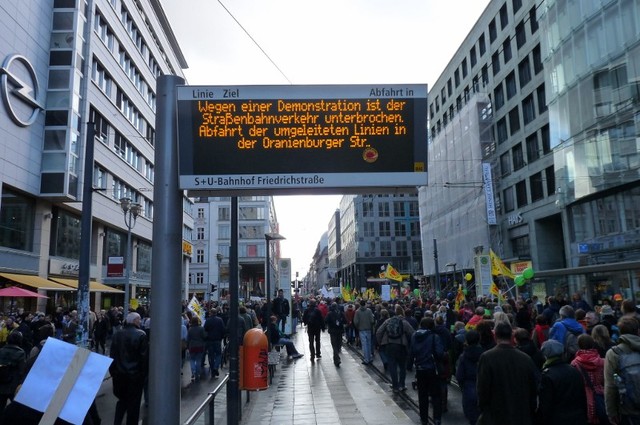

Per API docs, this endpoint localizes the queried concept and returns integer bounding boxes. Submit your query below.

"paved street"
[94,326,468,424]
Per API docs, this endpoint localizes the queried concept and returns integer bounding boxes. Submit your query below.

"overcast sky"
[161,0,490,278]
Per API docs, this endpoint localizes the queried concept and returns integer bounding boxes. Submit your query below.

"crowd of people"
[0,290,639,425]
[286,291,640,425]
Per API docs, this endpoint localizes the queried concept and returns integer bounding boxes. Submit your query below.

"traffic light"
[211,283,218,292]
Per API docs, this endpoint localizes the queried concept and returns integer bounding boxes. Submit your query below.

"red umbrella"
[0,286,48,298]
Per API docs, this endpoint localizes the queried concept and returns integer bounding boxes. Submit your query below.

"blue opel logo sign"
[0,54,43,127]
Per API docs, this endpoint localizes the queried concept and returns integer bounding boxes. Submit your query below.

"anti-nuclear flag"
[489,249,515,279]
[385,264,403,282]
[187,296,204,324]
[489,282,501,297]
[454,285,465,311]
[341,284,352,301]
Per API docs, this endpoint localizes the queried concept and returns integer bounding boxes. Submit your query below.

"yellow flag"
[489,249,515,279]
[385,264,403,282]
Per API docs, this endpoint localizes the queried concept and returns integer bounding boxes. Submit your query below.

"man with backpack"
[604,316,640,424]
[376,304,415,393]
[549,305,585,361]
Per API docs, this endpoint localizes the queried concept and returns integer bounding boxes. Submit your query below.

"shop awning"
[49,278,124,293]
[0,273,74,291]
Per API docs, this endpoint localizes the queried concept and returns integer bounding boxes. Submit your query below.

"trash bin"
[241,328,268,390]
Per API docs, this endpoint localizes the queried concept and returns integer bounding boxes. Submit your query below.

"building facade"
[539,0,640,302]
[190,196,280,302]
[337,194,422,291]
[0,0,192,312]
[424,0,640,302]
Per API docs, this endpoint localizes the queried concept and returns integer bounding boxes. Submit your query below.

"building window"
[196,249,204,263]
[218,206,230,221]
[509,106,521,135]
[506,71,517,99]
[364,222,375,237]
[396,240,407,256]
[497,117,508,144]
[470,46,477,68]
[530,172,544,202]
[492,52,501,76]
[394,222,407,237]
[500,3,509,29]
[479,33,486,56]
[218,224,230,239]
[537,84,547,114]
[545,166,555,197]
[380,241,392,257]
[363,200,374,217]
[197,208,204,219]
[481,65,489,87]
[532,44,543,74]
[541,124,551,154]
[503,39,512,63]
[503,186,515,212]
[512,143,525,170]
[454,69,460,87]
[529,7,539,33]
[489,19,497,43]
[500,152,511,176]
[519,57,531,88]
[378,221,391,236]
[462,58,468,78]
[494,85,505,112]
[0,188,35,251]
[516,180,528,207]
[512,0,522,14]
[522,94,535,125]
[447,78,452,96]
[512,235,530,257]
[239,206,265,220]
[441,87,446,103]
[526,132,540,163]
[196,227,205,240]
[196,273,204,285]
[378,202,390,217]
[515,21,526,49]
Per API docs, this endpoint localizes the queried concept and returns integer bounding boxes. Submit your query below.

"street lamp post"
[265,232,285,334]
[216,253,223,301]
[120,197,142,317]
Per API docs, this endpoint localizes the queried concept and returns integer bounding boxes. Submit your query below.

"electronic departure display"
[176,84,428,195]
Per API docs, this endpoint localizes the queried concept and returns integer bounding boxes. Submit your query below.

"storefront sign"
[107,256,124,277]
[0,54,43,127]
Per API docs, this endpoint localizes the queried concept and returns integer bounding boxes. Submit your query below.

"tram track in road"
[343,341,432,424]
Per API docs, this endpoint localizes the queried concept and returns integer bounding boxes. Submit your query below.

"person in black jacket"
[109,312,148,425]
[272,289,290,333]
[203,308,226,378]
[536,339,587,425]
[302,299,325,361]
[0,331,25,419]
[325,303,346,367]
[410,317,444,425]
[455,330,482,425]
[267,316,303,359]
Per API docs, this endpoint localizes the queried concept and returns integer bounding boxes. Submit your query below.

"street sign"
[176,84,428,195]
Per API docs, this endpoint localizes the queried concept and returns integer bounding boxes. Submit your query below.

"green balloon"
[522,267,534,280]
[462,288,468,295]
[515,275,525,286]
[413,288,420,297]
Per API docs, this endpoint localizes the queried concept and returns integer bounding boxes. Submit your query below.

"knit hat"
[541,339,564,359]
[600,305,614,317]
